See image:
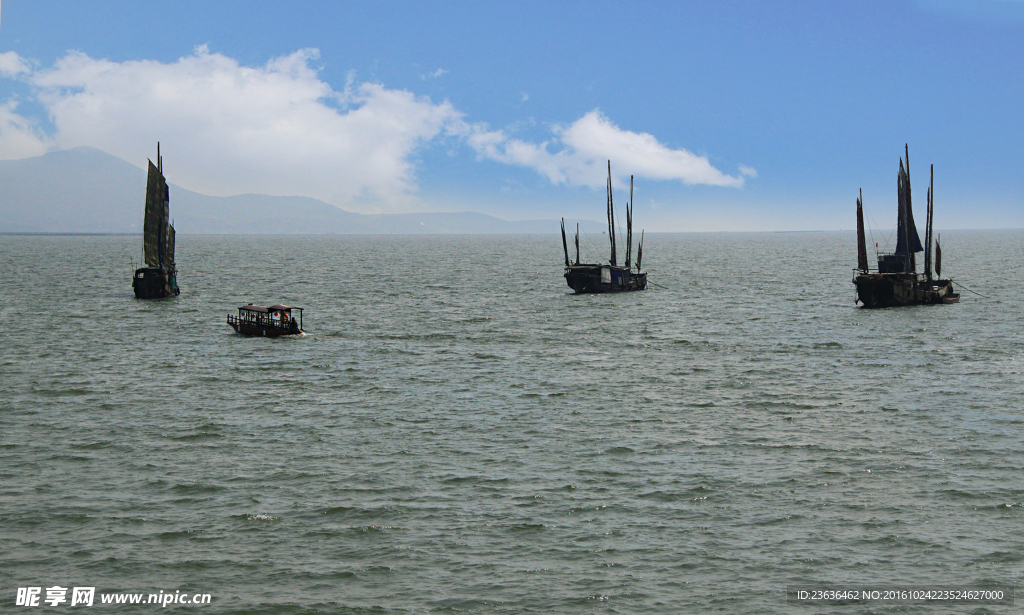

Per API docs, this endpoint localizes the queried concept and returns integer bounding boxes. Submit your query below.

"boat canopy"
[238,304,302,313]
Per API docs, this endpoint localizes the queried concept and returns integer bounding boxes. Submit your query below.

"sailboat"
[562,161,647,293]
[853,145,958,308]
[132,143,180,298]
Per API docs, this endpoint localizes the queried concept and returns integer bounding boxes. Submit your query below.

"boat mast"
[905,144,916,273]
[607,160,617,266]
[560,218,570,267]
[625,175,633,268]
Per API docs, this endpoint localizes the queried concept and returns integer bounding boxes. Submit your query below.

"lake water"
[2,230,1022,613]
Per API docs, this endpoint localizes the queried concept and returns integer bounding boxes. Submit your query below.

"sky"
[0,0,1022,231]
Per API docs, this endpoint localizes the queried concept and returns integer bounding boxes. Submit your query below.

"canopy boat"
[228,304,304,337]
[132,143,179,298]
[562,161,647,293]
[853,145,958,308]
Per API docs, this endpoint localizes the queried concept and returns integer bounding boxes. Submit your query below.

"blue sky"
[1,0,1022,231]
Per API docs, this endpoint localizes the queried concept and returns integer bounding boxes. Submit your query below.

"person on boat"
[290,316,299,332]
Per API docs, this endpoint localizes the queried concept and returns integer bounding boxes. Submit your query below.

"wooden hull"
[854,273,959,308]
[133,267,179,299]
[565,264,647,294]
[228,320,303,337]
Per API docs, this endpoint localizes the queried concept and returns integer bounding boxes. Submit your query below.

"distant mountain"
[0,147,602,234]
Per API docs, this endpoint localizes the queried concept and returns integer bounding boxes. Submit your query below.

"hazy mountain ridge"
[0,147,602,234]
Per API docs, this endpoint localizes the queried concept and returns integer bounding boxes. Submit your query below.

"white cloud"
[467,110,747,188]
[28,46,462,211]
[0,52,50,159]
[0,47,747,208]
[0,100,51,160]
[0,51,32,77]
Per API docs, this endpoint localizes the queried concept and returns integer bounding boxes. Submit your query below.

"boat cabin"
[227,304,304,336]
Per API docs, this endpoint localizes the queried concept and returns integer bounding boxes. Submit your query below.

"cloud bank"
[467,110,747,188]
[23,46,463,210]
[0,47,748,211]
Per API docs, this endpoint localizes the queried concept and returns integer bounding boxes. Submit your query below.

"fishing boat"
[853,145,958,308]
[227,304,304,337]
[132,143,179,298]
[562,161,647,293]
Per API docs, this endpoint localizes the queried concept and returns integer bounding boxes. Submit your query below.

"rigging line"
[576,228,604,263]
[867,214,894,251]
[865,216,880,248]
[866,226,877,259]
[951,280,990,299]
[865,210,887,239]
[578,226,600,251]
[616,213,625,263]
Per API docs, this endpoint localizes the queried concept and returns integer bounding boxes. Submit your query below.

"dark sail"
[935,236,942,277]
[142,160,167,268]
[924,165,934,281]
[141,155,175,273]
[560,218,570,267]
[625,175,633,268]
[574,224,579,265]
[856,189,868,272]
[606,161,617,266]
[895,157,923,257]
[636,230,644,270]
[165,224,176,272]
